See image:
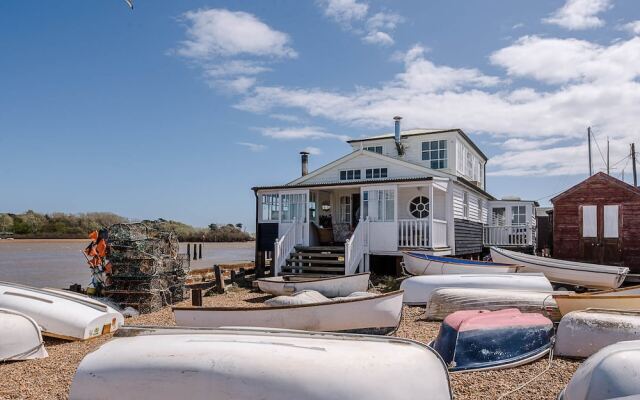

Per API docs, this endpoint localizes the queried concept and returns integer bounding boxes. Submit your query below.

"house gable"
[288,149,451,186]
[551,172,640,204]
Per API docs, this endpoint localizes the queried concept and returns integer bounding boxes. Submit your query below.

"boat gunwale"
[589,284,640,295]
[490,247,629,276]
[403,252,521,268]
[0,281,109,312]
[570,307,640,316]
[553,293,640,299]
[258,272,370,284]
[173,290,403,312]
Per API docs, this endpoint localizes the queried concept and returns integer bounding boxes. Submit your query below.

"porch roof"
[252,176,434,191]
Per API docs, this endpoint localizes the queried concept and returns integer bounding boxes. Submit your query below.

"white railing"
[344,218,369,275]
[273,219,303,276]
[432,219,448,248]
[398,219,429,248]
[483,224,534,246]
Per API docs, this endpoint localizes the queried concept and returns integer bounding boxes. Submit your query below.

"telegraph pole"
[606,137,610,175]
[632,143,637,187]
[588,127,593,176]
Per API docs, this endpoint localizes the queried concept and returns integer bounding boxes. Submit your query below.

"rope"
[496,339,555,400]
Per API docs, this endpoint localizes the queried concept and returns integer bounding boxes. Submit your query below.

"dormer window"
[422,140,447,169]
[364,146,383,154]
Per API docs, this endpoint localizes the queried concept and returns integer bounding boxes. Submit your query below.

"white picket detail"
[483,224,534,246]
[273,219,303,276]
[344,218,369,275]
[398,219,429,248]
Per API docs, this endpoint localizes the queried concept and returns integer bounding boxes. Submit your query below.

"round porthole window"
[409,196,430,219]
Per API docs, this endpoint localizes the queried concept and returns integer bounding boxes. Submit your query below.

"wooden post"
[607,137,610,175]
[199,243,203,259]
[255,251,265,278]
[632,143,637,187]
[193,245,197,260]
[588,127,593,176]
[186,243,191,259]
[191,289,202,306]
[213,265,225,294]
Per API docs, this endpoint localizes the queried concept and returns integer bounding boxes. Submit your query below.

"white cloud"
[621,20,640,35]
[512,23,524,29]
[543,0,612,30]
[318,0,368,24]
[178,9,296,59]
[236,36,640,177]
[176,9,296,94]
[303,146,323,155]
[317,2,403,47]
[491,36,640,84]
[270,114,303,123]
[237,142,267,152]
[259,127,350,141]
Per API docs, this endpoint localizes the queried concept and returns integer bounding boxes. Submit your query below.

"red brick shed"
[551,172,640,273]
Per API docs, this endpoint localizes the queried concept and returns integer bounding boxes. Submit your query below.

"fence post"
[191,289,202,306]
[213,265,225,294]
[187,243,191,259]
[199,243,203,259]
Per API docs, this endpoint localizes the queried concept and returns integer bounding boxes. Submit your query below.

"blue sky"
[2,0,639,230]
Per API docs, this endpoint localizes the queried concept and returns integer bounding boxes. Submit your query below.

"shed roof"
[551,172,640,203]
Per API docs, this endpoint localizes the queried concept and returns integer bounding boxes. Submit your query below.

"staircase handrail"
[344,218,369,275]
[273,218,301,276]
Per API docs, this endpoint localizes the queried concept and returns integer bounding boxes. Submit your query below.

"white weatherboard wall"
[452,185,487,224]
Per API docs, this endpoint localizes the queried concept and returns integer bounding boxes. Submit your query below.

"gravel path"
[0,286,580,400]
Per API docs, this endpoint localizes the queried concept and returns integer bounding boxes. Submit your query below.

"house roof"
[551,172,640,203]
[347,128,488,161]
[251,176,434,191]
[535,207,553,217]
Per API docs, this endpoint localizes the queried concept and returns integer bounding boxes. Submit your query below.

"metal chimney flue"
[300,151,310,176]
[393,116,404,156]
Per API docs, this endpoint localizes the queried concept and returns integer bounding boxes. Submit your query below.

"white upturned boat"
[400,273,553,305]
[555,309,640,358]
[402,252,520,276]
[69,326,453,400]
[0,308,48,361]
[425,288,561,321]
[490,247,628,289]
[174,291,403,334]
[553,286,640,316]
[0,281,124,340]
[257,273,370,297]
[558,340,640,400]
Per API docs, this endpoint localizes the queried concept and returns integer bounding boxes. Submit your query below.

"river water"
[0,239,254,288]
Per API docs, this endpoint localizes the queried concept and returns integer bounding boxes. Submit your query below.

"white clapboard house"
[252,117,536,276]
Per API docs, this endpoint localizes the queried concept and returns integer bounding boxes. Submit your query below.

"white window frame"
[365,167,388,179]
[260,193,280,222]
[339,169,361,181]
[511,205,526,226]
[492,207,506,226]
[422,140,448,169]
[281,193,307,223]
[363,188,395,222]
[462,191,469,219]
[339,195,352,224]
[364,146,383,154]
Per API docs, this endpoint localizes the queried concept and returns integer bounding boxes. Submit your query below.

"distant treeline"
[0,211,253,242]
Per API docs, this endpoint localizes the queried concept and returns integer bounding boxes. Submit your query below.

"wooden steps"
[282,245,346,276]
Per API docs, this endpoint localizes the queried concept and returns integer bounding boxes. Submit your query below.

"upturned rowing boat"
[431,309,553,372]
[555,309,640,358]
[400,273,553,305]
[558,340,640,400]
[173,291,403,334]
[402,252,519,276]
[490,247,628,289]
[0,308,48,361]
[425,288,561,321]
[256,273,370,297]
[0,281,124,340]
[70,326,453,400]
[553,285,640,316]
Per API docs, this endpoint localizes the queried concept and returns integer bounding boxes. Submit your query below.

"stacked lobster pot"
[104,222,189,314]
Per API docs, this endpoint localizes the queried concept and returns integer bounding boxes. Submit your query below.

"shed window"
[422,140,447,169]
[604,205,619,238]
[511,206,526,225]
[582,205,597,238]
[261,194,279,222]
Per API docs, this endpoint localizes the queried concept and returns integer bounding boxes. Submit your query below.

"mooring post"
[186,243,191,259]
[191,289,202,306]
[199,243,203,259]
[213,265,225,294]
[193,245,197,260]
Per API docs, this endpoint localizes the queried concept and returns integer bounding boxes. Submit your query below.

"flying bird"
[123,0,133,9]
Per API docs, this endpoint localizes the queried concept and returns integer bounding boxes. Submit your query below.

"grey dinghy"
[490,247,628,289]
[555,309,640,358]
[425,288,561,321]
[256,272,370,297]
[174,290,403,334]
[70,326,453,400]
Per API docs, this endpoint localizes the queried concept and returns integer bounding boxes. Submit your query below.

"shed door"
[579,204,622,265]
